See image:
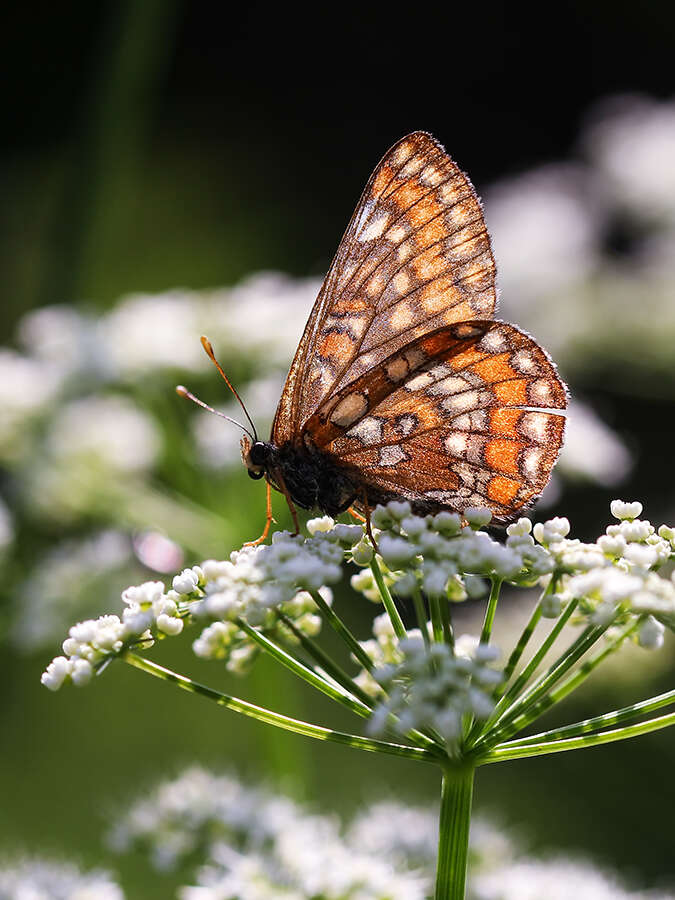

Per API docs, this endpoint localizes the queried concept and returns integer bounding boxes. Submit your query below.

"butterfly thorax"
[241,435,358,516]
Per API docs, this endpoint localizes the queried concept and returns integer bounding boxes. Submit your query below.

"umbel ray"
[178,131,567,542]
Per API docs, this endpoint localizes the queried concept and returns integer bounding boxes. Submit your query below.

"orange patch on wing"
[318,331,355,359]
[409,194,443,232]
[372,164,394,197]
[485,438,522,476]
[493,378,528,406]
[332,296,369,315]
[416,215,448,247]
[394,180,426,211]
[449,346,485,369]
[490,407,523,438]
[487,474,522,505]
[442,299,475,324]
[472,353,518,384]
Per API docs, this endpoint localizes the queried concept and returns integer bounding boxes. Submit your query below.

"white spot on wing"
[359,212,390,242]
[445,432,468,454]
[330,392,368,428]
[348,416,383,445]
[521,412,549,443]
[385,356,409,382]
[379,445,408,467]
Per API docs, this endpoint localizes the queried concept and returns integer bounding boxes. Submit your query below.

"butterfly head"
[241,435,273,480]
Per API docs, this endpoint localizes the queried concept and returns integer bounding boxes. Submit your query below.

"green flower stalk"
[42,499,675,899]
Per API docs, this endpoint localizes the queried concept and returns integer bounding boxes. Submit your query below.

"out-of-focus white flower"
[11,530,133,651]
[0,349,63,460]
[19,304,105,381]
[211,272,319,366]
[101,290,208,377]
[584,94,675,222]
[110,767,429,900]
[347,802,512,874]
[0,857,124,899]
[485,164,603,312]
[47,394,161,473]
[470,856,671,900]
[115,769,666,900]
[557,401,633,486]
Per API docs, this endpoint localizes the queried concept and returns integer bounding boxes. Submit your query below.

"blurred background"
[1,1,675,896]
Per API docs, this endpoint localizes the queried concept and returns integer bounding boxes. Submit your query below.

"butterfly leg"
[273,467,301,536]
[244,480,275,546]
[359,489,379,553]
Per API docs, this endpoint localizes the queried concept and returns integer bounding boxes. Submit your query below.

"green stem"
[278,614,445,756]
[491,620,610,733]
[412,587,431,650]
[310,590,375,673]
[478,710,675,764]
[370,557,406,639]
[484,620,637,745]
[497,596,544,692]
[278,613,376,708]
[429,594,445,644]
[439,592,454,648]
[122,652,436,763]
[479,577,502,645]
[497,685,675,749]
[236,619,371,718]
[434,765,475,900]
[474,599,578,739]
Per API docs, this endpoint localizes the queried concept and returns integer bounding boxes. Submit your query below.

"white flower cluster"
[345,501,554,604]
[0,857,124,899]
[42,499,675,691]
[41,531,345,688]
[40,577,186,692]
[110,768,670,900]
[109,767,428,900]
[367,631,501,750]
[514,501,675,645]
[189,533,344,670]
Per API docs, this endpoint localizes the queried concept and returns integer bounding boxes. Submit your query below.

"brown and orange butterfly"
[185,132,567,541]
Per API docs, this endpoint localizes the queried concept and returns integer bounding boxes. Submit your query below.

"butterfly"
[184,132,567,541]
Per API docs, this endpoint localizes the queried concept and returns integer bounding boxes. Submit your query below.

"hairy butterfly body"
[237,131,566,528]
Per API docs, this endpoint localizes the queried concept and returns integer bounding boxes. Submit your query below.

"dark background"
[2,2,675,897]
[4,1,675,326]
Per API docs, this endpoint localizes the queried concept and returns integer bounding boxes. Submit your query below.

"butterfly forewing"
[272,132,497,446]
[304,321,566,521]
[268,131,566,523]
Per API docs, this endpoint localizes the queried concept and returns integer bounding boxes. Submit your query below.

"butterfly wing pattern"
[268,131,566,524]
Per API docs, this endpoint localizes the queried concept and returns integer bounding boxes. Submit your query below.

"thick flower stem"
[434,764,475,900]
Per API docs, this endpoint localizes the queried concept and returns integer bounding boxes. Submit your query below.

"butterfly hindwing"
[272,131,497,445]
[304,321,566,521]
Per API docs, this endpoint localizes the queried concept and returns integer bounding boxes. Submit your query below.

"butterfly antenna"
[175,384,255,441]
[200,336,259,441]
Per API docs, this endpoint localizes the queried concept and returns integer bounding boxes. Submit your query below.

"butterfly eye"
[248,469,265,480]
[249,442,269,467]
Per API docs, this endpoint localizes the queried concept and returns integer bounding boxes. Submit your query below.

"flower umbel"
[42,499,675,900]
